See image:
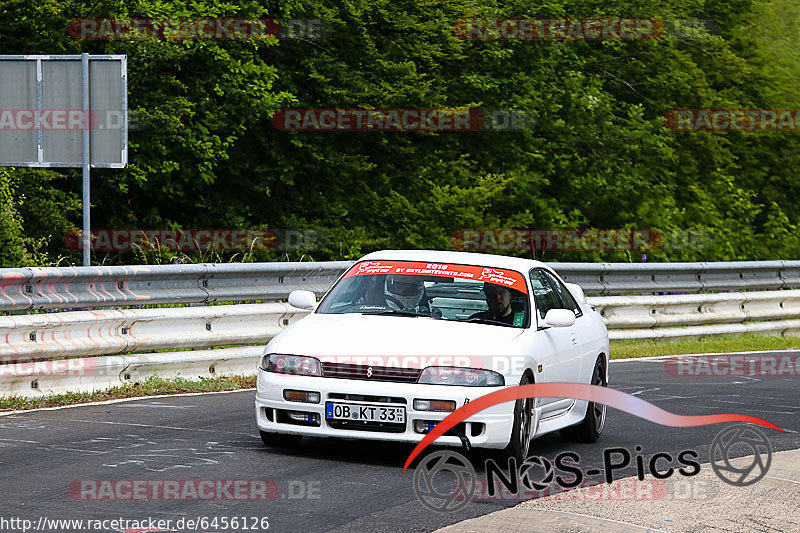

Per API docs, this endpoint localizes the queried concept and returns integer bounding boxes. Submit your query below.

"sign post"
[0,54,128,266]
[82,53,90,266]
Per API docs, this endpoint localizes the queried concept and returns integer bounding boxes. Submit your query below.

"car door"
[543,269,592,381]
[529,269,583,416]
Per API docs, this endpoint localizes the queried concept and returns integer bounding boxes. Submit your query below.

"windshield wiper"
[360,309,427,318]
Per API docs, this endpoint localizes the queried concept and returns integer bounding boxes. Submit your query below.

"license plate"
[325,402,406,423]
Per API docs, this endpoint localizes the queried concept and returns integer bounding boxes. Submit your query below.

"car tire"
[504,373,534,463]
[259,430,302,448]
[560,356,607,443]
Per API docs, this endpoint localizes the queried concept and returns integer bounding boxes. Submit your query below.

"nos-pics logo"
[412,424,772,512]
[413,451,477,512]
[710,424,772,486]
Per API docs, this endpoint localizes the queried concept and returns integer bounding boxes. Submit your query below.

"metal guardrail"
[591,290,800,340]
[0,302,305,359]
[0,262,353,311]
[593,290,800,328]
[2,260,799,313]
[2,259,800,398]
[0,302,306,398]
[0,347,265,398]
[4,290,800,397]
[5,290,798,359]
[554,260,800,295]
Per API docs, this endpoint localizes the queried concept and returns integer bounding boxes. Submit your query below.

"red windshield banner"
[343,260,528,293]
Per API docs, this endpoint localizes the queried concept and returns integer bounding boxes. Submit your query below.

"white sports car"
[255,250,609,460]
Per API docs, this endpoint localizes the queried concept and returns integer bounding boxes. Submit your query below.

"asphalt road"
[1,353,798,533]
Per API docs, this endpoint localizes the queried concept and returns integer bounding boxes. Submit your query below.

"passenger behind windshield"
[468,282,515,325]
[383,275,430,314]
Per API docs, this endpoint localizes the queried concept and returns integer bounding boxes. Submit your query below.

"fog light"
[414,420,439,434]
[288,411,319,424]
[414,399,456,412]
[284,389,321,403]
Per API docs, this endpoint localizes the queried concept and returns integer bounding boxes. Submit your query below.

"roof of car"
[358,249,549,273]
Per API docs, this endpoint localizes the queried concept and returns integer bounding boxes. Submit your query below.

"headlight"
[261,354,322,376]
[417,367,504,386]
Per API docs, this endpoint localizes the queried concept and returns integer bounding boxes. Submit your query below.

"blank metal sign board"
[0,55,127,168]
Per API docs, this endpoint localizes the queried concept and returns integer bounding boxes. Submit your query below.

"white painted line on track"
[57,418,258,436]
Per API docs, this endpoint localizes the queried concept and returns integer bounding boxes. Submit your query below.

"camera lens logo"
[413,450,476,512]
[519,456,554,491]
[710,424,772,486]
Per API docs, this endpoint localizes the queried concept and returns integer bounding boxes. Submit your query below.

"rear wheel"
[504,373,534,462]
[560,357,607,443]
[259,430,302,448]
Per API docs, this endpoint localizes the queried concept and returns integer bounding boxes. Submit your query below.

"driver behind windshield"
[384,275,429,314]
[469,282,515,325]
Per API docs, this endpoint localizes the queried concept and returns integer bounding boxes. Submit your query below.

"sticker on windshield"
[477,267,518,286]
[344,260,527,293]
[354,261,393,275]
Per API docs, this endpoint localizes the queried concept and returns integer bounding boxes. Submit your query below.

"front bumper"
[254,370,516,449]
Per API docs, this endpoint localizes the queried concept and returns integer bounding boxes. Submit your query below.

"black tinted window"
[544,270,581,316]
[529,269,563,320]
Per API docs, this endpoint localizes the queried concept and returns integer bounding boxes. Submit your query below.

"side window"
[529,270,563,320]
[543,270,582,317]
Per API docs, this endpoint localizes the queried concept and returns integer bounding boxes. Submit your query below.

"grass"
[611,333,800,359]
[0,374,256,412]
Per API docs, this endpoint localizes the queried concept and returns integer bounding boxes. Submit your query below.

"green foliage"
[611,333,800,359]
[0,0,798,265]
[0,168,54,266]
[0,374,255,410]
[0,169,31,266]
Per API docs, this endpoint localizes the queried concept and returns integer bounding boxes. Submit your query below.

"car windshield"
[316,260,530,328]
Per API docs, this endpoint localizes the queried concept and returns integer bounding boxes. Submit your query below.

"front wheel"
[504,373,534,462]
[560,356,607,443]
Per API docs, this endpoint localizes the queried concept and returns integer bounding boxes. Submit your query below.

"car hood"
[268,313,525,364]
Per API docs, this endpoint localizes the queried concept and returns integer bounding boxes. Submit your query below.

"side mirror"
[541,308,576,328]
[288,290,317,310]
